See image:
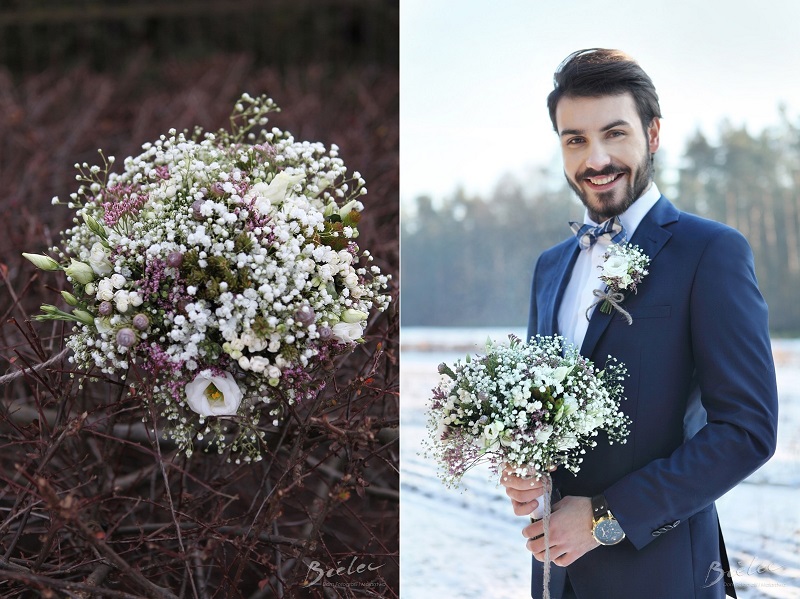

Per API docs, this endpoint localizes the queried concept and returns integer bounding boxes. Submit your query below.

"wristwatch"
[591,494,625,545]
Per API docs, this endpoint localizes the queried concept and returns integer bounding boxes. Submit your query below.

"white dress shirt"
[557,184,662,349]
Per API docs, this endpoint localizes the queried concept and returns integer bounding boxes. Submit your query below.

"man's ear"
[647,117,661,154]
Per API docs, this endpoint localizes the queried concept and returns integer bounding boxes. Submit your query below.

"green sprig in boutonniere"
[588,244,650,325]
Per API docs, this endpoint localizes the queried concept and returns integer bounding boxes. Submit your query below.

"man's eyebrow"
[559,119,633,137]
[601,119,632,131]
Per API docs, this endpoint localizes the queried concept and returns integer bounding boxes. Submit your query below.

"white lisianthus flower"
[88,242,113,276]
[338,199,359,219]
[22,253,60,271]
[249,171,306,214]
[481,421,504,450]
[64,259,95,285]
[185,371,242,417]
[484,421,504,441]
[94,317,113,334]
[553,366,571,383]
[341,308,368,323]
[535,425,553,444]
[331,321,363,343]
[601,254,630,280]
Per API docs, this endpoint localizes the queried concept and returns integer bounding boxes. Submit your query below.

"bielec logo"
[303,556,384,587]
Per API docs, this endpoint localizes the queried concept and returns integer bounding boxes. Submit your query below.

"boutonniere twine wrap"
[22,93,391,460]
[425,335,630,599]
[589,243,650,325]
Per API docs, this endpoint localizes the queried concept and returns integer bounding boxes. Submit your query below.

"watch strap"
[591,494,610,520]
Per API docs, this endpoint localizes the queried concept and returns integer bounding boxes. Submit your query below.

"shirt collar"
[583,182,661,240]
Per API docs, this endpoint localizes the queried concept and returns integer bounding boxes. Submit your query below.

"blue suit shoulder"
[665,201,748,244]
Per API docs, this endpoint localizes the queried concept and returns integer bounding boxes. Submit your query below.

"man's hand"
[523,496,600,567]
[499,465,550,516]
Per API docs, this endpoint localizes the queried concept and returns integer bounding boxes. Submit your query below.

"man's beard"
[565,150,654,223]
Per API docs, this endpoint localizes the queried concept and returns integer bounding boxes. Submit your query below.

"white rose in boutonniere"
[247,171,306,214]
[601,254,630,281]
[589,244,651,324]
[185,370,243,417]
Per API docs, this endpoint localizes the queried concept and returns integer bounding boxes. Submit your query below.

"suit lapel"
[543,242,579,336]
[580,196,679,357]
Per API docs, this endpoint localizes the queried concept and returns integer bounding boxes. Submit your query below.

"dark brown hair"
[547,48,662,132]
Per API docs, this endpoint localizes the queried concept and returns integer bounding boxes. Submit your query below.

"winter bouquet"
[426,334,629,487]
[426,334,629,598]
[23,93,391,459]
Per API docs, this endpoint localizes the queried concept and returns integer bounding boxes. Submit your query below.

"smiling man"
[500,49,778,599]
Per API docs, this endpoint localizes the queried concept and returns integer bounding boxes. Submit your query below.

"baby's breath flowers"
[425,334,629,489]
[23,93,391,460]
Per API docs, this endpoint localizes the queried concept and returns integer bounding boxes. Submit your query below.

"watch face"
[594,518,625,545]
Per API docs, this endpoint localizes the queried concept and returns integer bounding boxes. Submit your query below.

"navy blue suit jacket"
[526,197,778,599]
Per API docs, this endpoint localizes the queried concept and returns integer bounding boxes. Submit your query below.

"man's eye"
[566,137,584,145]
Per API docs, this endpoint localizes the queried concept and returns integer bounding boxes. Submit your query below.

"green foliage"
[180,249,250,301]
[674,116,800,333]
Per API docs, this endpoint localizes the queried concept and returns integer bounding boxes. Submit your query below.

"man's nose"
[584,142,611,172]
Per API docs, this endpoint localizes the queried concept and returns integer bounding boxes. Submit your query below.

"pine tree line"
[402,114,800,335]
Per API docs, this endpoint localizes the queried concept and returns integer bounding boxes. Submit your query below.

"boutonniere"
[587,244,651,325]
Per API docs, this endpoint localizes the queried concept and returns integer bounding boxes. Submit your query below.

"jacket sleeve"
[603,227,779,550]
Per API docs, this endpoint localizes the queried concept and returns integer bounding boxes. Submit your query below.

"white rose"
[343,272,359,289]
[248,356,270,374]
[110,273,126,289]
[88,242,113,276]
[97,278,115,301]
[331,321,363,343]
[602,255,630,279]
[184,371,242,417]
[114,290,130,313]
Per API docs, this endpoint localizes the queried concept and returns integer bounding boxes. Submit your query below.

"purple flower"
[166,251,183,268]
[116,327,137,348]
[132,313,149,331]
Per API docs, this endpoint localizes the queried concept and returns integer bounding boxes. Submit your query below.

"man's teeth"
[588,174,618,185]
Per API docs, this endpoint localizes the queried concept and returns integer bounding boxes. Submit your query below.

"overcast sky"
[401,0,800,203]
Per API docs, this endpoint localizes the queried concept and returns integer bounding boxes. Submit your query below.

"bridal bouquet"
[426,334,629,599]
[23,93,391,459]
[426,334,629,488]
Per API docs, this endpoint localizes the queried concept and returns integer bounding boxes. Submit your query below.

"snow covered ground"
[400,329,800,598]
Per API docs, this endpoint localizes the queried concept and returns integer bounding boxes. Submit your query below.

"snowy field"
[400,328,800,599]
